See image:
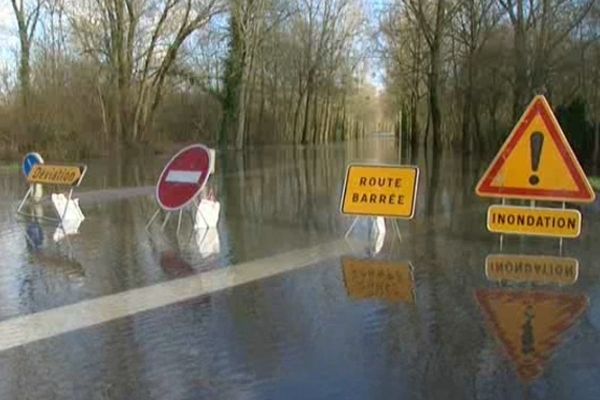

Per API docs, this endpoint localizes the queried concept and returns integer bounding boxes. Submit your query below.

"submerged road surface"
[0,139,599,399]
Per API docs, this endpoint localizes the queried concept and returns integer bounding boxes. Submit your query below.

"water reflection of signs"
[31,252,85,280]
[485,254,578,286]
[342,258,415,304]
[24,225,85,280]
[26,222,44,250]
[476,290,588,382]
[160,250,194,278]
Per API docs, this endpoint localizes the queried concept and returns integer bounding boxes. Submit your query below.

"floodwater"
[0,138,599,399]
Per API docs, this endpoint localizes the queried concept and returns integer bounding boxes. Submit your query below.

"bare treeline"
[381,0,600,163]
[4,0,596,160]
[0,0,383,157]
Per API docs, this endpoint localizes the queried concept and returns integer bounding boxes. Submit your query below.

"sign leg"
[62,229,74,256]
[145,209,161,230]
[393,220,403,242]
[161,212,171,230]
[344,217,359,239]
[559,202,566,255]
[16,187,33,216]
[559,238,564,256]
[499,198,505,251]
[60,189,73,222]
[177,209,183,235]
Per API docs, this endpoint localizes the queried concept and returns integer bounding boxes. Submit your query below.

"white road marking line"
[0,238,364,352]
[165,170,202,183]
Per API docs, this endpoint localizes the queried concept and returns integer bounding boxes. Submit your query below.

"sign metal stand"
[16,163,87,237]
[476,95,595,245]
[341,163,419,245]
[146,144,217,235]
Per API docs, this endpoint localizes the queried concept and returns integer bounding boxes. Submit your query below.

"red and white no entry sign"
[156,144,213,211]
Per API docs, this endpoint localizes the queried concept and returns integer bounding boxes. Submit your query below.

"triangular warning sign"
[476,95,595,203]
[476,290,588,382]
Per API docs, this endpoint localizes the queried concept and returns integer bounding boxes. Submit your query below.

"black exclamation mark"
[529,132,544,186]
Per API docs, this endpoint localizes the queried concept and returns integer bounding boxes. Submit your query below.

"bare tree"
[498,0,595,119]
[404,0,461,151]
[70,0,222,143]
[453,0,498,151]
[9,0,42,107]
[221,0,281,149]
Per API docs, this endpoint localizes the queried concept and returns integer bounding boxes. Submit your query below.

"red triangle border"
[476,97,595,202]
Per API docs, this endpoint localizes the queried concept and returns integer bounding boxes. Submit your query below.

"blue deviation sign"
[22,152,44,178]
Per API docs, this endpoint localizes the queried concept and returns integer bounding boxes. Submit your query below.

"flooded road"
[0,138,599,399]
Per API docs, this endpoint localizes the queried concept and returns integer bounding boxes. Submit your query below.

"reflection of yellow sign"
[476,290,588,382]
[340,164,419,218]
[27,164,86,187]
[476,95,595,202]
[487,205,581,238]
[485,254,578,285]
[342,258,414,303]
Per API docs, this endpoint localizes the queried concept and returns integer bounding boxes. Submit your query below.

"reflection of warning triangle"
[476,290,588,382]
[476,95,595,203]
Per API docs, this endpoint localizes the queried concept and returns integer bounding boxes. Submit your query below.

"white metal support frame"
[340,163,419,250]
[146,144,216,236]
[17,183,81,229]
[344,216,403,244]
[16,163,86,222]
[147,197,217,236]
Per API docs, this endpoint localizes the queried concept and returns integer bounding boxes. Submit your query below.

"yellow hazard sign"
[476,95,595,203]
[485,254,578,285]
[340,164,419,218]
[27,164,86,187]
[342,258,414,304]
[487,205,581,238]
[476,290,588,382]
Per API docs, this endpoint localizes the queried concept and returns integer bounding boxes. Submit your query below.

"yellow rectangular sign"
[485,254,578,285]
[27,164,86,187]
[342,258,414,303]
[487,205,581,238]
[340,164,419,218]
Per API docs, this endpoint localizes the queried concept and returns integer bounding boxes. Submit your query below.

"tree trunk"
[292,90,304,144]
[235,72,247,150]
[18,40,31,108]
[410,93,419,151]
[512,1,528,120]
[461,92,472,153]
[593,121,600,170]
[430,0,445,152]
[472,100,483,152]
[311,90,319,144]
[11,0,39,110]
[301,72,315,145]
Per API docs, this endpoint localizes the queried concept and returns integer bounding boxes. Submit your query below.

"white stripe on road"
[0,238,364,352]
[165,170,203,183]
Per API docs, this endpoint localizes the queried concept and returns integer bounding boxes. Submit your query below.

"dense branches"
[381,0,600,159]
[1,0,377,155]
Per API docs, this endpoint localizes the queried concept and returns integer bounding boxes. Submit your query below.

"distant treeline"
[0,0,381,158]
[381,0,600,167]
